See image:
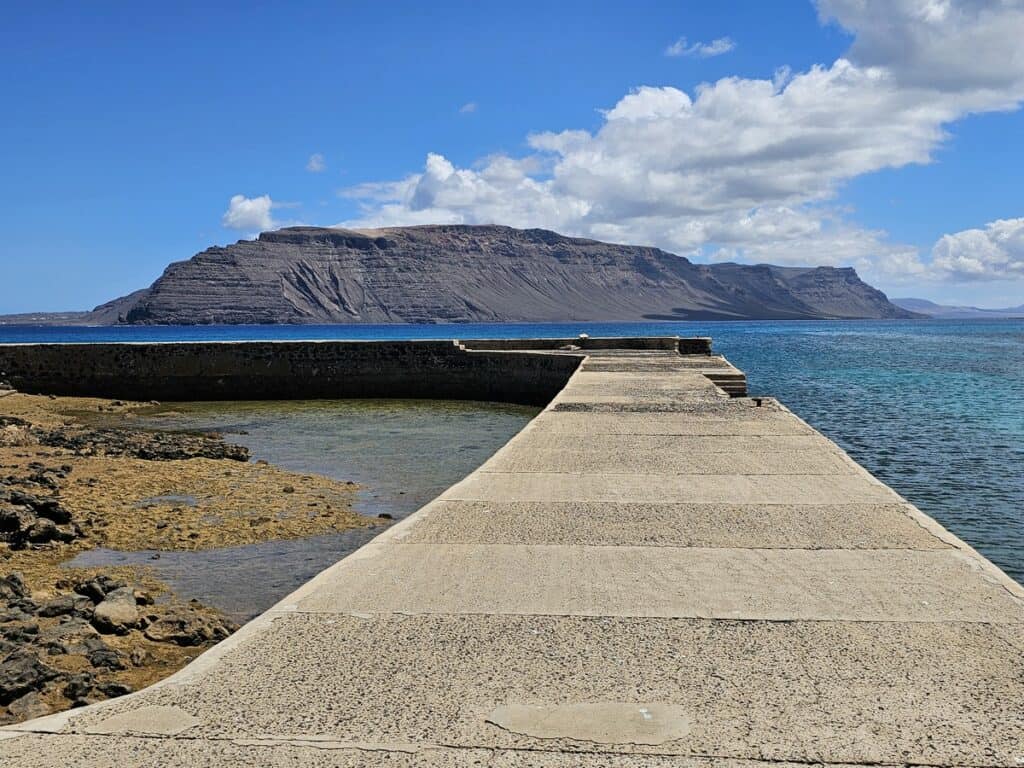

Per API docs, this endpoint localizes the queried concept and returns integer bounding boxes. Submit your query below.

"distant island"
[892,297,1024,319]
[1,225,918,325]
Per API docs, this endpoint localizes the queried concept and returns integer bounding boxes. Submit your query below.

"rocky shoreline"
[0,392,380,724]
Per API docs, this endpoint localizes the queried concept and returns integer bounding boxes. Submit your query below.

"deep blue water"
[7,319,1024,584]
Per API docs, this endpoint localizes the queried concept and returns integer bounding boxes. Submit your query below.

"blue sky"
[2,0,1023,313]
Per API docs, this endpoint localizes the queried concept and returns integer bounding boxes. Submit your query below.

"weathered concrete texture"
[560,371,725,397]
[2,339,1022,767]
[443,472,900,504]
[0,735,878,768]
[37,615,1024,765]
[529,410,817,435]
[401,500,951,549]
[483,446,857,474]
[489,431,836,453]
[293,544,1020,621]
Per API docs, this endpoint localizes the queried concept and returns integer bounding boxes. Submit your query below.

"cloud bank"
[339,0,1024,288]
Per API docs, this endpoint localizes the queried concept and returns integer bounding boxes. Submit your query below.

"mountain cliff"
[18,225,917,324]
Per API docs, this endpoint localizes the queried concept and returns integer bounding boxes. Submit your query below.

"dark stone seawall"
[0,337,710,405]
[0,340,591,406]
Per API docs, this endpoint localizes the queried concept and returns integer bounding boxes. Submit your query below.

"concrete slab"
[529,411,816,435]
[443,471,901,504]
[83,706,201,737]
[561,372,724,399]
[1,736,859,768]
[43,614,1024,766]
[292,543,1023,622]
[581,362,736,372]
[489,431,835,454]
[399,500,951,549]
[482,446,856,474]
[553,401,765,413]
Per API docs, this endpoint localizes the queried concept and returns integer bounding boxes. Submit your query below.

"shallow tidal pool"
[68,399,539,621]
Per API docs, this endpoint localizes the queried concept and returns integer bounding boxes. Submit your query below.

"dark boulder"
[6,690,50,720]
[95,681,132,698]
[73,576,125,604]
[87,646,125,670]
[62,672,94,700]
[31,498,72,524]
[38,619,99,655]
[26,518,76,544]
[0,573,27,600]
[35,594,92,619]
[144,609,233,646]
[0,649,61,705]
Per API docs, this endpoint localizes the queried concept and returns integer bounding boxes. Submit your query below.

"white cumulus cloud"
[339,0,1024,289]
[221,194,277,231]
[818,0,1024,97]
[306,153,326,173]
[665,36,736,58]
[931,218,1024,281]
[458,102,478,114]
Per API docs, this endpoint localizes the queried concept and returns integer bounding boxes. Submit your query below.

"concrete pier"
[2,339,1022,766]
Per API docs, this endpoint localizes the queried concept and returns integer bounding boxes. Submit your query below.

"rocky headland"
[0,391,379,724]
[2,225,916,325]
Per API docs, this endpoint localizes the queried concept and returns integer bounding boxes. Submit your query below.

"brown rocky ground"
[0,392,380,724]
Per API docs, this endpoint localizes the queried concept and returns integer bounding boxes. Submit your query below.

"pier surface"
[2,341,1023,766]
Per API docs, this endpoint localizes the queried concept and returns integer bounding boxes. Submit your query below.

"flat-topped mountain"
[10,225,917,324]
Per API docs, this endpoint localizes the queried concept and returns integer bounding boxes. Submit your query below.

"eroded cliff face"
[94,225,913,324]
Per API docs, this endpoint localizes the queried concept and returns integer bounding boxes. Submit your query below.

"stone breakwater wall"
[0,339,687,406]
[458,337,711,353]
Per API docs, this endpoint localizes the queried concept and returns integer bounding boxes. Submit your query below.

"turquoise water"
[13,319,1024,585]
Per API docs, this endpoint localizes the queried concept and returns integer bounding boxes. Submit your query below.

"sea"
[5,319,1022,618]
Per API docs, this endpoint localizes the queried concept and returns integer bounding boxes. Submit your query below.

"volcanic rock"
[91,588,139,634]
